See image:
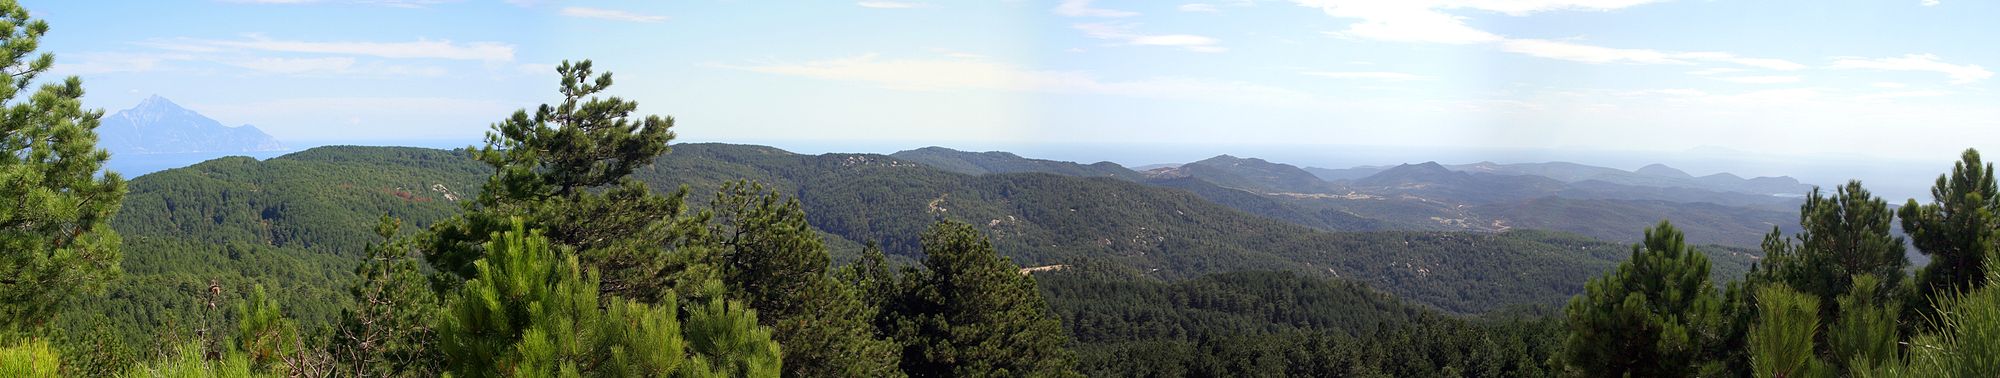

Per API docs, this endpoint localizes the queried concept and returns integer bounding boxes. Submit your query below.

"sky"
[20,0,2000,195]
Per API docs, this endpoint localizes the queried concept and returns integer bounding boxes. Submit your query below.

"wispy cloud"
[1830,54,1992,84]
[1055,0,1138,17]
[857,1,930,9]
[1858,90,1950,100]
[1922,0,1940,6]
[1500,39,1805,70]
[1716,75,1802,84]
[715,54,1311,105]
[1074,23,1225,53]
[1302,2,1499,44]
[226,57,356,74]
[1301,71,1431,81]
[153,35,515,62]
[560,7,668,23]
[52,52,196,75]
[1179,3,1219,12]
[1688,68,1745,76]
[224,0,458,8]
[1295,0,1670,44]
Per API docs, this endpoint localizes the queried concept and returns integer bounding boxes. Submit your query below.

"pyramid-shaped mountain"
[96,95,285,155]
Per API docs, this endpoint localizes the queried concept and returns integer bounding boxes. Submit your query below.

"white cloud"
[1075,23,1226,53]
[53,52,196,75]
[1304,2,1500,44]
[1294,0,1669,44]
[226,57,356,74]
[1179,3,1219,12]
[858,1,930,8]
[1302,71,1432,81]
[1500,39,1687,64]
[1718,75,1802,84]
[560,7,668,23]
[1858,90,1950,100]
[225,0,457,7]
[1055,0,1138,17]
[174,36,515,62]
[1688,68,1744,76]
[1923,0,1940,6]
[715,54,1312,105]
[1622,88,1708,97]
[1500,39,1805,70]
[1830,54,1992,84]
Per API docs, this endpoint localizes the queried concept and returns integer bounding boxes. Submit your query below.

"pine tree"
[0,0,126,336]
[1900,149,1997,314]
[235,284,299,370]
[334,216,440,377]
[1828,275,1898,373]
[425,59,690,301]
[436,219,779,377]
[1897,253,2000,377]
[1761,181,1909,322]
[682,297,783,377]
[880,220,1079,377]
[1750,284,1827,378]
[700,181,900,377]
[1555,221,1726,377]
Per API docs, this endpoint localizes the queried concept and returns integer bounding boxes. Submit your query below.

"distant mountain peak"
[1636,163,1693,179]
[97,96,285,155]
[1355,161,1467,187]
[1396,161,1452,174]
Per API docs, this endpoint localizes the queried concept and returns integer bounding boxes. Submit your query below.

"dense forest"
[5,2,2000,377]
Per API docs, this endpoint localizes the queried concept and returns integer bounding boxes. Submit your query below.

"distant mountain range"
[97,95,285,155]
[891,146,1804,249]
[1310,160,1813,196]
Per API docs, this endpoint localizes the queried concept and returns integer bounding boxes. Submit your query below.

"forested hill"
[98,143,1750,316]
[114,146,486,255]
[53,141,1778,375]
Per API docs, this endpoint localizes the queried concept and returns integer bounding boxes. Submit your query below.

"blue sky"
[23,0,2000,168]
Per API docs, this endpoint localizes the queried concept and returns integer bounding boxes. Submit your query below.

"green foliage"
[1760,181,1909,322]
[0,339,62,377]
[332,216,441,377]
[427,59,690,303]
[1830,274,1899,372]
[1900,148,1997,321]
[1040,268,1560,377]
[476,60,673,199]
[1750,284,1827,378]
[682,297,783,378]
[1555,221,1726,377]
[233,285,298,369]
[1869,254,2000,377]
[0,0,126,337]
[436,219,778,377]
[641,144,1736,313]
[118,342,263,378]
[698,181,899,377]
[875,220,1078,377]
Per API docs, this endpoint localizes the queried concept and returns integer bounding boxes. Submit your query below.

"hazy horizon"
[104,134,1957,202]
[31,0,1999,169]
